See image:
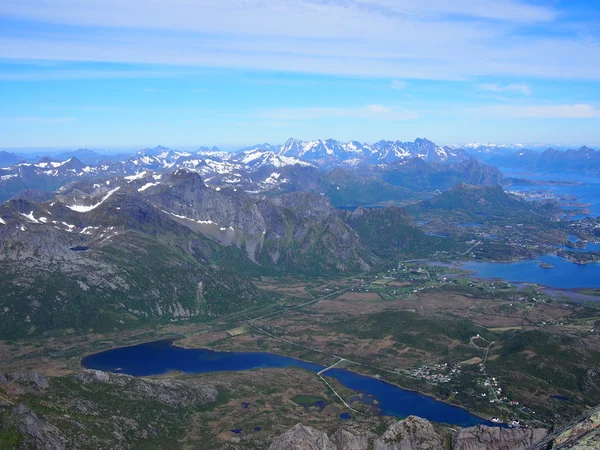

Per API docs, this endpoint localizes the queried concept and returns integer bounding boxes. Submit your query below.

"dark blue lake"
[82,339,494,428]
[461,254,600,289]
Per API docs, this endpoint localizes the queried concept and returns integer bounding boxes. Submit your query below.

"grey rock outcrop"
[269,417,445,450]
[0,371,49,394]
[330,428,374,450]
[73,369,218,407]
[452,424,546,450]
[10,404,66,450]
[374,415,444,450]
[268,423,334,450]
[271,417,548,450]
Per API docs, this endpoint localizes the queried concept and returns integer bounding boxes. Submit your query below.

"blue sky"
[1,0,599,150]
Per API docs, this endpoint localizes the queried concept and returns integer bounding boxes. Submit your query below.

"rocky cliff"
[268,416,546,450]
[0,169,384,338]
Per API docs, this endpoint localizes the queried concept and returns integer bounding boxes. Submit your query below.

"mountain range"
[0,138,509,204]
[2,167,456,338]
[466,145,600,172]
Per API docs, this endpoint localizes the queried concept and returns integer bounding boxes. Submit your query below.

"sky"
[1,0,600,150]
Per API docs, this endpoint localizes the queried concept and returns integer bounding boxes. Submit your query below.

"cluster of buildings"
[410,363,461,383]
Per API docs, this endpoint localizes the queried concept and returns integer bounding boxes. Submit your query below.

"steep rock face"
[531,406,600,449]
[271,418,548,450]
[455,158,505,186]
[269,417,445,450]
[10,404,66,450]
[452,425,546,450]
[0,184,268,339]
[330,428,375,450]
[262,192,375,273]
[147,179,376,274]
[0,170,378,338]
[268,423,334,450]
[374,415,444,450]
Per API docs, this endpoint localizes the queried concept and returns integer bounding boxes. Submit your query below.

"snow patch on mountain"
[66,187,121,212]
[20,211,40,223]
[125,171,149,181]
[138,182,161,192]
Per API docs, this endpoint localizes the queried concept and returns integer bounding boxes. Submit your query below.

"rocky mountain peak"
[168,169,206,188]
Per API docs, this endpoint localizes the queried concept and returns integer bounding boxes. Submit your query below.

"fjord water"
[461,169,600,289]
[462,255,600,289]
[504,169,600,218]
[82,340,492,428]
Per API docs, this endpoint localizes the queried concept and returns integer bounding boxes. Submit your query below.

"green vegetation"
[343,207,458,259]
[0,229,272,340]
[335,311,492,344]
[0,422,25,450]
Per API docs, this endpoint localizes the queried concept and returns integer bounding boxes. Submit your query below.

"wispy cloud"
[477,83,532,96]
[391,80,406,90]
[256,104,419,121]
[360,0,555,22]
[474,104,600,119]
[0,0,597,81]
[0,0,556,33]
[6,116,76,124]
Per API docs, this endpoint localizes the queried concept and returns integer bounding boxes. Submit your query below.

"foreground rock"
[10,404,66,450]
[270,416,547,450]
[268,424,335,450]
[269,416,446,450]
[1,369,221,450]
[531,405,600,449]
[376,415,445,449]
[452,424,546,450]
[0,371,50,395]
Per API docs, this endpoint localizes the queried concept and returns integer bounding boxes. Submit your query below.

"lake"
[82,339,495,428]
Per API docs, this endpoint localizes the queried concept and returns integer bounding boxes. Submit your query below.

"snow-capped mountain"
[278,138,468,166]
[458,143,526,153]
[0,138,473,202]
[234,148,315,170]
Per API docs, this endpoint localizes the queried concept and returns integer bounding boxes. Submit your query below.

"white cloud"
[477,83,532,96]
[475,104,600,119]
[0,0,597,81]
[0,0,555,34]
[0,68,194,81]
[360,0,555,22]
[391,80,407,90]
[257,104,419,121]
[7,116,76,124]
